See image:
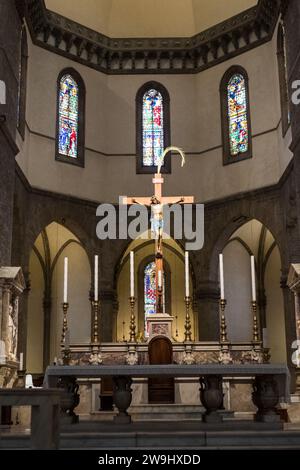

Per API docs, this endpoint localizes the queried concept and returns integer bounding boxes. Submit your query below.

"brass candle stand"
[219,299,228,343]
[61,302,71,365]
[61,302,69,344]
[251,300,260,343]
[129,296,136,342]
[92,299,100,345]
[184,296,192,342]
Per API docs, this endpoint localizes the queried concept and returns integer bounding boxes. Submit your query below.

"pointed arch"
[56,67,85,167]
[220,65,252,165]
[136,81,171,174]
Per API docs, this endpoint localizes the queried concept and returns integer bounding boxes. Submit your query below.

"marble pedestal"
[147,314,174,339]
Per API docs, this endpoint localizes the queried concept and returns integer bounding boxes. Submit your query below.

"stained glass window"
[144,261,157,317]
[58,74,79,158]
[144,260,166,329]
[142,89,164,166]
[227,74,248,156]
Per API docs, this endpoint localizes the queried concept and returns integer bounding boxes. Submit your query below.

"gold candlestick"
[129,296,136,342]
[220,299,228,343]
[61,302,69,344]
[92,300,100,345]
[252,300,260,342]
[184,296,192,342]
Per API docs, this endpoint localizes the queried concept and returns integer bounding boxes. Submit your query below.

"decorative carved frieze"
[25,0,282,75]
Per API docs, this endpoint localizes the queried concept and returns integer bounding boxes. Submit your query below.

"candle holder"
[184,296,192,342]
[61,302,69,344]
[251,300,260,343]
[129,296,136,342]
[219,299,228,343]
[16,369,26,388]
[92,299,100,345]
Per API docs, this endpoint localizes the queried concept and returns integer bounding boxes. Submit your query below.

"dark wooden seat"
[148,336,174,404]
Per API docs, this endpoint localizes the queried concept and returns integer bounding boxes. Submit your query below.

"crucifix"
[122,147,194,314]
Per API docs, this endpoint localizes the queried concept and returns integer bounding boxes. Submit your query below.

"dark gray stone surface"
[44,363,290,401]
[0,388,62,449]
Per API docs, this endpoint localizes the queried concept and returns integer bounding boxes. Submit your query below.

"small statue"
[241,349,263,364]
[218,349,233,364]
[89,352,103,365]
[125,345,138,365]
[181,343,195,364]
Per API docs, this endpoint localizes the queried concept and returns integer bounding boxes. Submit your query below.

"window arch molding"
[136,81,171,174]
[55,67,86,167]
[277,23,290,137]
[220,65,252,165]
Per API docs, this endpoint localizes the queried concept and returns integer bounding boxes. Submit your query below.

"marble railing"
[0,388,61,449]
[44,364,290,425]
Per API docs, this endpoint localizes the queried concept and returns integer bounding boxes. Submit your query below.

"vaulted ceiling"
[45,0,257,38]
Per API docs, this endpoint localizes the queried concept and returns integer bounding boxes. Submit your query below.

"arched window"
[137,255,171,335]
[144,260,166,336]
[220,66,252,165]
[56,68,85,167]
[17,25,28,140]
[144,261,157,317]
[277,23,290,137]
[136,81,171,173]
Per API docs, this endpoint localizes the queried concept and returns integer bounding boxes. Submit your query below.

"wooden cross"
[122,173,194,313]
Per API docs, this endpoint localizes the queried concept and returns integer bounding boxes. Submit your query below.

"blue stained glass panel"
[59,74,79,158]
[142,89,164,166]
[144,261,156,317]
[227,73,248,156]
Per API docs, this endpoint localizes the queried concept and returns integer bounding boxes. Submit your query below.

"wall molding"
[25,0,281,75]
[25,119,282,159]
[15,155,294,210]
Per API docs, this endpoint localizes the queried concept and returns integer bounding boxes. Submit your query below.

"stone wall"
[0,0,23,265]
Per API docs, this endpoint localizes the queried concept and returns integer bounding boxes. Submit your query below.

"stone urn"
[200,375,223,423]
[113,376,132,424]
[252,375,280,422]
[57,376,80,423]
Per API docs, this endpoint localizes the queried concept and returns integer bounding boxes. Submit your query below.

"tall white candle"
[130,251,134,297]
[19,352,24,371]
[251,255,256,302]
[185,251,190,297]
[158,270,162,288]
[63,257,68,303]
[219,254,225,299]
[94,255,99,301]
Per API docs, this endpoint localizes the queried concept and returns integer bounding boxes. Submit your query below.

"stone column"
[99,290,118,342]
[17,271,30,370]
[1,285,11,358]
[43,296,52,369]
[287,264,300,392]
[0,282,3,339]
[196,281,220,341]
